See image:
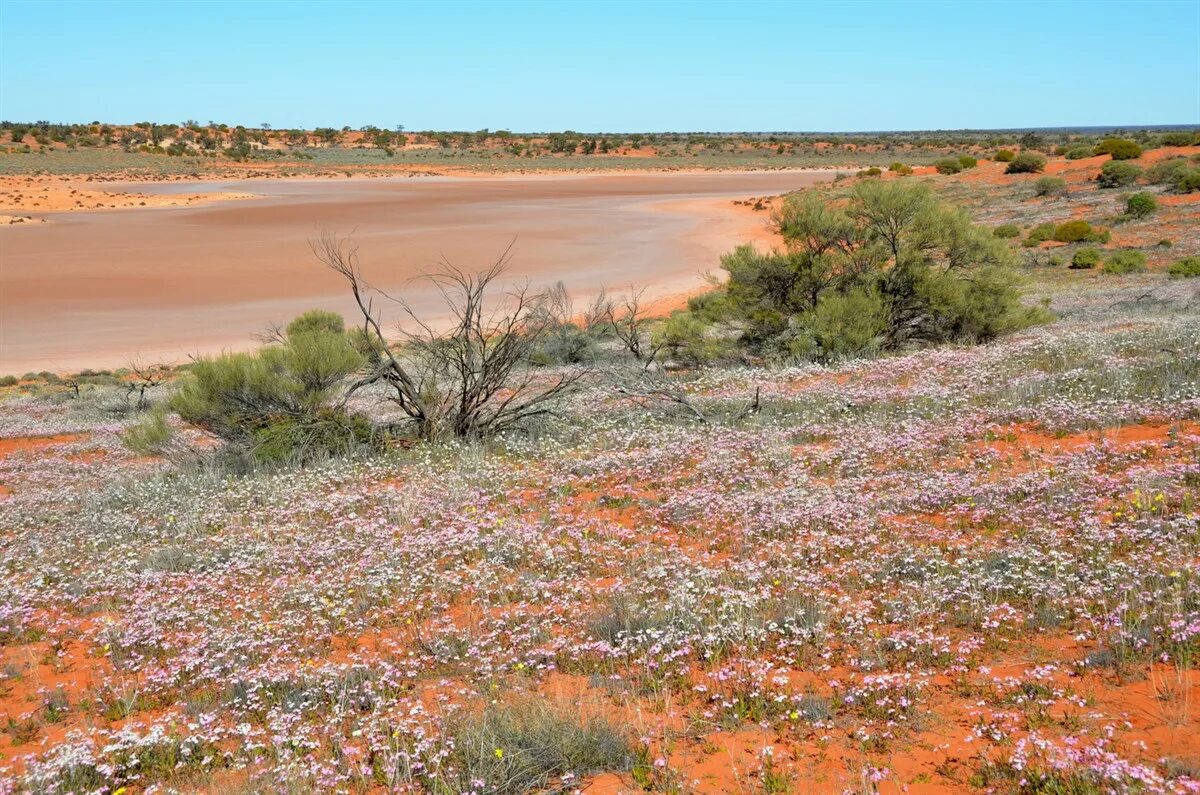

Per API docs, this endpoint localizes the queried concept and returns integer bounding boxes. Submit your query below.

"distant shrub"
[1124,192,1157,218]
[1052,220,1097,243]
[1157,238,1172,247]
[1144,157,1190,185]
[1023,222,1057,247]
[857,166,882,177]
[1033,176,1067,196]
[888,162,913,175]
[1097,160,1142,188]
[1070,247,1101,269]
[958,155,978,169]
[1064,145,1094,160]
[1094,138,1143,160]
[1005,152,1047,174]
[651,312,724,366]
[993,224,1020,239]
[1168,256,1200,278]
[1172,168,1200,193]
[1102,250,1147,274]
[994,149,1015,162]
[1160,131,1199,147]
[123,404,173,454]
[0,375,17,387]
[933,157,963,175]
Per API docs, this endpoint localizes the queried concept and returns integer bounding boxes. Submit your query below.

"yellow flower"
[494,748,504,759]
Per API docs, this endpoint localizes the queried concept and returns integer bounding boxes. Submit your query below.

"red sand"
[0,171,832,373]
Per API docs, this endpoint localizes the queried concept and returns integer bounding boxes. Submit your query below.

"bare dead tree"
[126,360,169,410]
[313,234,589,441]
[598,287,665,369]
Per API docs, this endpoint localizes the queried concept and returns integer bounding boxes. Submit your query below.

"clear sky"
[1,0,1197,132]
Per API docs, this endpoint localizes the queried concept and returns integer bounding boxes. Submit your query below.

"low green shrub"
[1168,256,1200,278]
[1064,144,1094,160]
[1124,191,1157,218]
[0,375,17,387]
[1173,168,1200,193]
[1102,250,1147,274]
[958,155,978,169]
[1097,160,1142,188]
[933,157,962,175]
[652,312,725,366]
[1005,152,1046,174]
[1070,247,1101,269]
[993,224,1020,239]
[787,287,889,363]
[1023,222,1057,247]
[1160,131,1200,146]
[994,149,1015,162]
[857,166,882,177]
[1052,220,1097,243]
[1094,138,1143,160]
[1144,157,1191,185]
[888,162,913,175]
[122,404,174,454]
[1033,176,1067,196]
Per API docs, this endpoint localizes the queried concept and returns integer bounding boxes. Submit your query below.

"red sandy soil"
[0,170,831,374]
[0,175,255,220]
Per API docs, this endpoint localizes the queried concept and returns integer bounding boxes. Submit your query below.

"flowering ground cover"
[0,270,1196,795]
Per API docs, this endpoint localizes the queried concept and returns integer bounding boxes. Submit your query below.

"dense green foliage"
[1097,161,1142,188]
[1005,152,1046,174]
[165,310,376,464]
[1070,248,1101,269]
[694,183,1045,363]
[1102,250,1147,275]
[1033,176,1067,196]
[993,224,1020,239]
[1124,191,1157,218]
[1168,256,1200,278]
[994,149,1015,162]
[1094,138,1143,160]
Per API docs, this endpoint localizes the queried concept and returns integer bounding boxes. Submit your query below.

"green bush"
[857,166,882,177]
[994,149,1015,162]
[888,162,913,175]
[1070,247,1101,269]
[285,309,344,338]
[1097,160,1142,188]
[993,224,1020,239]
[1033,176,1067,196]
[1023,222,1057,247]
[0,375,17,387]
[169,313,375,464]
[1160,131,1199,146]
[933,157,963,175]
[958,155,978,169]
[1167,256,1200,278]
[1173,168,1200,193]
[122,404,174,454]
[1005,152,1047,174]
[651,312,724,366]
[1094,138,1143,160]
[1124,192,1157,218]
[1144,157,1191,185]
[1052,220,1097,243]
[1064,144,1094,160]
[1102,250,1147,274]
[787,287,889,362]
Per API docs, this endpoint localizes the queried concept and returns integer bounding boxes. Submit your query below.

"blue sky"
[1,0,1197,132]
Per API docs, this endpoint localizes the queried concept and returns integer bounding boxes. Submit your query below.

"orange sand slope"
[0,170,831,374]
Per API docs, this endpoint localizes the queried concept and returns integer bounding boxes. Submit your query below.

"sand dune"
[0,170,835,373]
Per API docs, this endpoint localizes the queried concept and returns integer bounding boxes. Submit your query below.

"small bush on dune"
[1052,220,1099,243]
[1102,250,1147,274]
[1064,144,1094,160]
[786,286,889,363]
[993,224,1020,239]
[1097,160,1142,188]
[122,403,173,454]
[958,155,978,169]
[934,157,962,175]
[1094,138,1143,160]
[1005,152,1047,174]
[1033,176,1067,196]
[1168,257,1200,278]
[441,700,632,794]
[888,162,913,175]
[0,375,17,387]
[1070,247,1101,269]
[1173,168,1200,193]
[169,310,375,464]
[1124,191,1157,218]
[994,149,1015,162]
[1023,222,1057,247]
[857,166,882,177]
[1144,157,1190,185]
[651,312,725,366]
[1160,131,1200,146]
